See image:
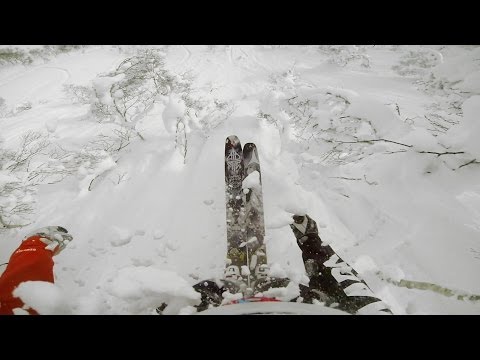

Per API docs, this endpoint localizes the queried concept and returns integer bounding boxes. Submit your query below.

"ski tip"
[226,135,241,146]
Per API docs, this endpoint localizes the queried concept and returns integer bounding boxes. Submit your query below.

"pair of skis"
[157,135,393,314]
[224,135,268,295]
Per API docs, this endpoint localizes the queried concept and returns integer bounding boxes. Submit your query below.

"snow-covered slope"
[1,45,479,314]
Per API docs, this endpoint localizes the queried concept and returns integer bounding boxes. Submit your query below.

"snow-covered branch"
[376,271,480,303]
[317,46,371,68]
[0,46,88,67]
[0,131,67,228]
[330,138,414,148]
[175,117,188,163]
[62,48,236,167]
[458,159,480,169]
[5,131,50,172]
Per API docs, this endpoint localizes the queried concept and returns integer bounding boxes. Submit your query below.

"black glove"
[290,214,319,244]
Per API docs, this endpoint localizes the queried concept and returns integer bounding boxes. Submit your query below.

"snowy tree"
[89,48,186,137]
[259,64,478,173]
[0,128,121,229]
[0,46,87,67]
[65,48,234,163]
[392,47,442,77]
[0,132,49,229]
[317,45,371,68]
[0,47,33,65]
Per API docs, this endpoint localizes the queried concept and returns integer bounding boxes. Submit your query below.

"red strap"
[227,296,281,305]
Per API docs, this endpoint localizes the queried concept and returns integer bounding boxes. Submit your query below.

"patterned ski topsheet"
[224,136,268,293]
[242,143,268,282]
[224,135,247,269]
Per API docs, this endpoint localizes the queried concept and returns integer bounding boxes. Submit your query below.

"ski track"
[168,45,193,75]
[0,65,71,89]
[0,66,71,105]
[166,134,226,280]
[43,66,71,81]
[181,45,192,65]
[227,45,233,65]
[230,45,266,76]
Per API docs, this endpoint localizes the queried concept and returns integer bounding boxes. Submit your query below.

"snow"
[432,47,480,85]
[262,281,300,301]
[12,308,30,315]
[240,265,250,276]
[399,127,439,150]
[105,267,200,314]
[162,93,186,134]
[45,119,58,133]
[109,226,133,247]
[462,71,480,94]
[0,171,18,187]
[92,73,125,105]
[77,152,117,197]
[459,95,480,156]
[344,95,409,138]
[13,281,70,314]
[198,301,349,315]
[440,95,480,158]
[1,45,480,315]
[242,170,261,192]
[269,262,288,278]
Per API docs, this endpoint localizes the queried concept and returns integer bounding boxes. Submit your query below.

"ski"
[242,143,269,290]
[224,135,248,288]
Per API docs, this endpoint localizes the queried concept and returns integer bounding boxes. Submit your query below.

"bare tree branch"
[458,159,480,169]
[6,131,50,172]
[88,175,100,191]
[329,176,362,181]
[364,175,378,185]
[331,138,414,148]
[418,151,465,157]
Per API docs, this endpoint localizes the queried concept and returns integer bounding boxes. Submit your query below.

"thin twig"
[458,159,480,169]
[417,151,465,157]
[376,271,480,302]
[88,175,100,191]
[329,176,362,181]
